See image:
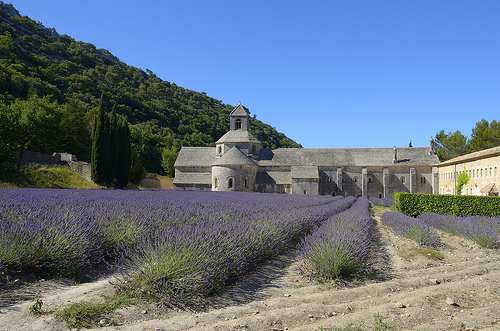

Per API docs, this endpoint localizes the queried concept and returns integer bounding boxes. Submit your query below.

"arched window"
[228,177,233,189]
[368,176,373,183]
[235,118,242,129]
[214,177,219,189]
[401,176,406,184]
[421,176,426,183]
[378,193,382,198]
[353,176,358,183]
[303,190,307,194]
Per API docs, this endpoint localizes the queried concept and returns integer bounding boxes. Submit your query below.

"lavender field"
[0,188,356,299]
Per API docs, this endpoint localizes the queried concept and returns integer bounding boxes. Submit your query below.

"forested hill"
[0,3,301,174]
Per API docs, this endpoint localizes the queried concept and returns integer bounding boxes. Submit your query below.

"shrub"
[395,192,500,217]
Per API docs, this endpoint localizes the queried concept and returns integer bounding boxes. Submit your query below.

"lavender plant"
[418,212,500,248]
[0,188,354,297]
[369,197,394,207]
[297,196,372,279]
[381,211,440,247]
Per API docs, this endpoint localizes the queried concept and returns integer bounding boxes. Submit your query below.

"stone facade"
[174,104,440,198]
[437,146,500,196]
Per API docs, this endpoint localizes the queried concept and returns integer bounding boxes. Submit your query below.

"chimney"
[393,146,398,163]
[429,137,436,155]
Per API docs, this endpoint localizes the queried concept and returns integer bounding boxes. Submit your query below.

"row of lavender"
[369,197,394,207]
[417,212,500,248]
[381,211,500,248]
[297,196,373,279]
[0,188,354,298]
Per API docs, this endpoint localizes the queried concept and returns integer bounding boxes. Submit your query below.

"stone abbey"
[173,104,440,198]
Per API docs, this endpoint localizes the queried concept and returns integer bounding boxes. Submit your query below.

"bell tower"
[229,103,249,131]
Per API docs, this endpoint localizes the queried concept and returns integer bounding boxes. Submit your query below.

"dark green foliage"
[435,119,500,162]
[116,118,131,189]
[91,96,109,186]
[468,119,500,153]
[129,147,146,185]
[395,192,500,218]
[0,7,301,174]
[161,146,178,177]
[6,96,60,172]
[434,130,468,162]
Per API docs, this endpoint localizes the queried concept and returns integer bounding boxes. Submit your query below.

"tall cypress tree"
[106,107,119,187]
[91,95,110,186]
[116,117,131,189]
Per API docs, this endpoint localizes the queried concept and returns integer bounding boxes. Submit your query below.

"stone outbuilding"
[174,104,440,198]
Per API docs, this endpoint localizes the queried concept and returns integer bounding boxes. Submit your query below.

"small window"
[218,146,222,154]
[244,178,248,188]
[214,177,219,189]
[378,193,382,198]
[235,118,242,129]
[228,177,233,189]
[401,176,406,184]
[304,190,307,194]
[421,176,426,183]
[353,176,358,183]
[368,176,373,183]
[329,176,333,183]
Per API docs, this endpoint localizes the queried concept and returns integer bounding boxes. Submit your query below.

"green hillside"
[0,3,301,174]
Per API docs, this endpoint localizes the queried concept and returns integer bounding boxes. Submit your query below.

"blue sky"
[9,0,500,148]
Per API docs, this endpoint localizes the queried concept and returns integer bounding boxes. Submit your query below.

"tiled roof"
[215,130,261,144]
[257,147,439,167]
[212,147,258,166]
[174,147,215,167]
[291,166,319,178]
[173,172,212,185]
[437,146,500,167]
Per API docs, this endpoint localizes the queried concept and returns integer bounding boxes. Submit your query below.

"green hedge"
[395,192,500,218]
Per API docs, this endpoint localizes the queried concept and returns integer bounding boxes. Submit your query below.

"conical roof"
[212,147,257,166]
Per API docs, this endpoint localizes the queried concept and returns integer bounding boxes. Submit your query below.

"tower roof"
[212,146,257,166]
[216,130,261,144]
[230,103,249,116]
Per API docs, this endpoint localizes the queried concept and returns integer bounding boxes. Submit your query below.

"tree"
[0,102,17,163]
[161,146,179,177]
[434,130,468,162]
[7,96,60,172]
[106,108,119,187]
[91,94,110,186]
[468,119,500,153]
[115,117,131,188]
[456,168,470,195]
[129,146,147,185]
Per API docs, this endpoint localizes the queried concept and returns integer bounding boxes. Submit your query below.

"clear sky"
[8,0,500,148]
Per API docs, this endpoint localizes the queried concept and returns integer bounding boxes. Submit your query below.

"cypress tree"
[91,95,110,186]
[116,117,131,189]
[106,108,119,187]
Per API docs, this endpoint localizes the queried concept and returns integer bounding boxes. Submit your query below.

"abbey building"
[173,104,440,198]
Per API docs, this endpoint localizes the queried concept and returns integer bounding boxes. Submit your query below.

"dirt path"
[2,207,500,330]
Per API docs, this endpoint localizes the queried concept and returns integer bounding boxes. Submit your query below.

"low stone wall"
[67,161,91,182]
